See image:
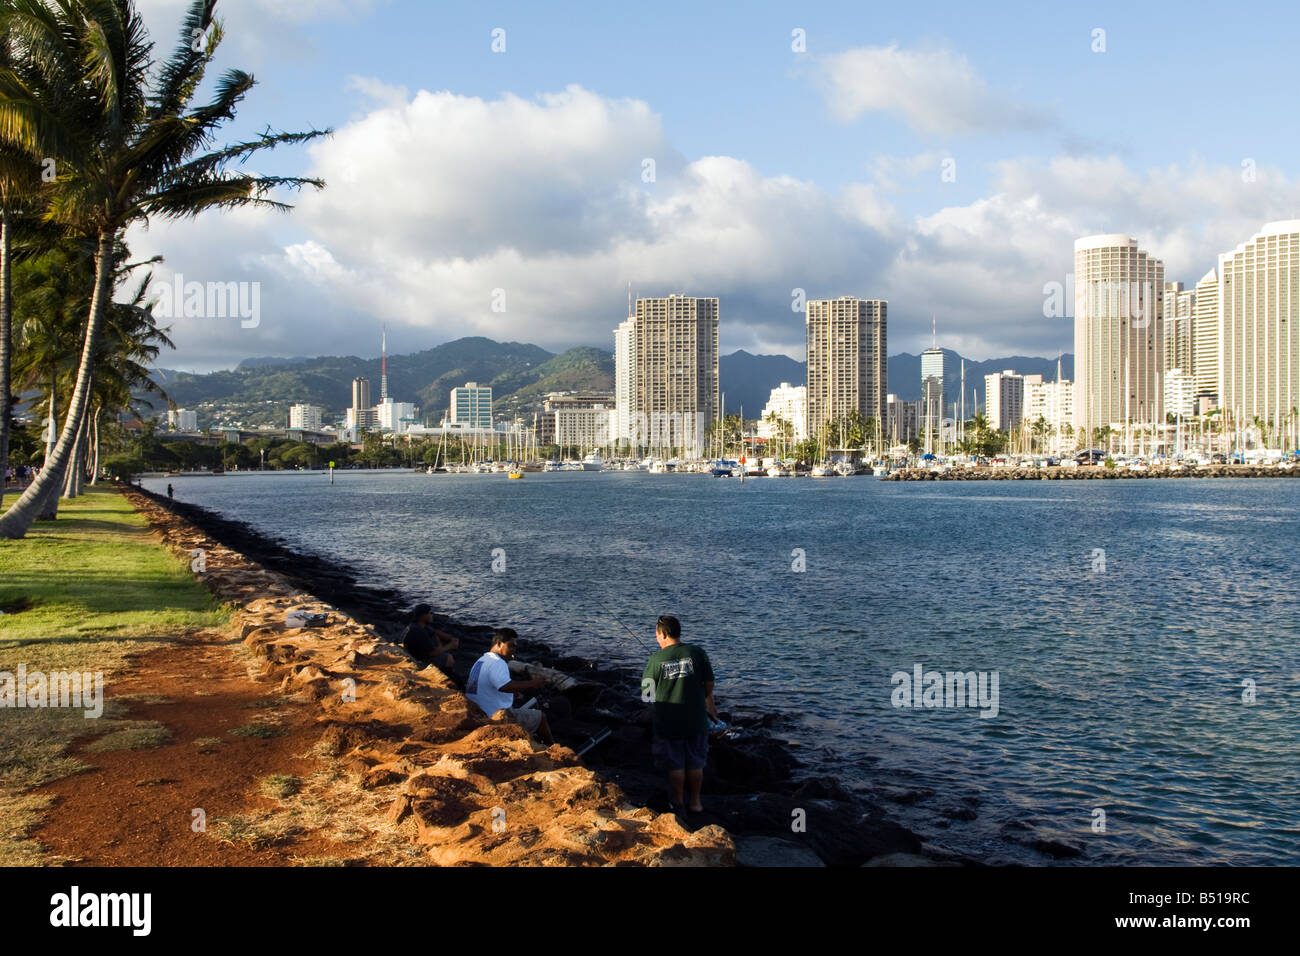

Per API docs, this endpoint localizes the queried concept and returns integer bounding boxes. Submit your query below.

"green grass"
[260,774,302,800]
[0,486,231,864]
[0,488,228,663]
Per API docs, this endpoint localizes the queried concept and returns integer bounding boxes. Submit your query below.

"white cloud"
[816,44,1053,137]
[128,82,1300,372]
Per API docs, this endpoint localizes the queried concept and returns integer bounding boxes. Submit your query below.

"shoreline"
[884,463,1299,481]
[130,483,957,867]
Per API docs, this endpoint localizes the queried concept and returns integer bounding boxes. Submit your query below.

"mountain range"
[156,337,1073,427]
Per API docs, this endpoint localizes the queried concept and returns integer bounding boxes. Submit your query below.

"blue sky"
[130,0,1300,371]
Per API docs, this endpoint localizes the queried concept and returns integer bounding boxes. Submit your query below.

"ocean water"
[145,470,1300,865]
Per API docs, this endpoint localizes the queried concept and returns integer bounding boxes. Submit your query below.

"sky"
[126,0,1300,372]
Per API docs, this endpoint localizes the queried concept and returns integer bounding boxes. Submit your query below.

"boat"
[508,471,524,479]
[766,465,791,477]
[810,463,831,477]
[581,452,604,471]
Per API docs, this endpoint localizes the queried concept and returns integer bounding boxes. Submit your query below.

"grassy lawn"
[0,486,230,864]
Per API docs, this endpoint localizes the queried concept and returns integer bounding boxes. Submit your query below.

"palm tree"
[0,0,326,537]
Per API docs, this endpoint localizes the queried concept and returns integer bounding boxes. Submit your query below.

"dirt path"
[33,628,347,866]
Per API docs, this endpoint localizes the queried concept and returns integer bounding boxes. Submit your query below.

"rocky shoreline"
[884,463,1298,481]
[125,484,952,866]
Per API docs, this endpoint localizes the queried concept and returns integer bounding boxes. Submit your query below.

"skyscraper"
[1073,234,1165,445]
[805,297,887,440]
[626,295,719,455]
[921,338,943,453]
[347,377,376,429]
[1217,220,1300,436]
[1162,281,1195,377]
[1192,268,1220,404]
[984,370,1024,432]
[450,382,493,428]
[613,315,636,444]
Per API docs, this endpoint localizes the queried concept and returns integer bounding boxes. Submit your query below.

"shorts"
[498,707,544,735]
[652,734,709,772]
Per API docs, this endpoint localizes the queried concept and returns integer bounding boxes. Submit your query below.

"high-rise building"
[346,377,376,430]
[1073,234,1165,443]
[626,295,719,455]
[545,392,615,450]
[1162,281,1195,377]
[613,316,636,444]
[984,370,1024,431]
[168,408,198,432]
[1163,368,1195,418]
[1192,269,1220,401]
[1217,220,1300,435]
[376,400,419,434]
[757,383,807,441]
[805,297,887,439]
[1023,374,1075,454]
[450,382,493,429]
[289,403,322,431]
[886,393,922,444]
[920,345,944,451]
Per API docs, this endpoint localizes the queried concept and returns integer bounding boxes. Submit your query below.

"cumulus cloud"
[125,81,1300,372]
[816,43,1053,137]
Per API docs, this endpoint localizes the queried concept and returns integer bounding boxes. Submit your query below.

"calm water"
[144,470,1300,865]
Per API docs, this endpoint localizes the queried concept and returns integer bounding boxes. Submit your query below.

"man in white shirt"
[466,628,553,745]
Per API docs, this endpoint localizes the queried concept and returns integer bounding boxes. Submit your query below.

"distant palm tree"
[0,0,326,537]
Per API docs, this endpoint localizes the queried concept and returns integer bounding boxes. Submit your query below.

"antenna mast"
[381,324,389,403]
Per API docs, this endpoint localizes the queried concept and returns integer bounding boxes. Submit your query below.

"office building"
[625,295,719,455]
[757,383,808,441]
[450,382,494,429]
[1073,234,1165,441]
[288,403,322,431]
[805,297,887,438]
[984,370,1024,431]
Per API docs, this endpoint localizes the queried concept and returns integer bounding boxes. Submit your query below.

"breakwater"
[884,464,1298,481]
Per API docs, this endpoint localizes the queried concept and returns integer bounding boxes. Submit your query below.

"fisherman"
[465,628,554,745]
[642,615,717,815]
[402,603,458,670]
[167,483,174,499]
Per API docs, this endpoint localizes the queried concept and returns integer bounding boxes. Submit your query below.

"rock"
[736,836,824,867]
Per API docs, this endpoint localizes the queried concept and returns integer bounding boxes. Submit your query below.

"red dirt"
[32,627,347,866]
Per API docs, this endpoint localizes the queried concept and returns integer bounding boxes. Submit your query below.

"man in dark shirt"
[403,604,458,671]
[642,614,717,814]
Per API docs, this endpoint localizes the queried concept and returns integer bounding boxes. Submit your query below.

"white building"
[984,370,1024,431]
[376,400,419,434]
[1073,234,1165,443]
[613,316,636,443]
[289,403,322,431]
[450,382,493,429]
[1023,376,1075,453]
[168,408,198,432]
[1163,368,1195,418]
[1216,220,1300,438]
[757,383,807,441]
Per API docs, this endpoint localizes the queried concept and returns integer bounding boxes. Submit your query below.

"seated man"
[403,603,458,670]
[465,628,554,745]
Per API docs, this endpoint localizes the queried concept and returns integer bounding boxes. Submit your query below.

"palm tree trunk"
[0,233,114,538]
[89,406,101,485]
[63,408,89,499]
[0,212,11,511]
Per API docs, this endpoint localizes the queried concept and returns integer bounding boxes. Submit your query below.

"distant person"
[642,615,717,815]
[402,603,458,670]
[465,628,553,745]
[167,483,174,499]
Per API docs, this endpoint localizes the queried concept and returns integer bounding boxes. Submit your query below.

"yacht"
[581,452,604,471]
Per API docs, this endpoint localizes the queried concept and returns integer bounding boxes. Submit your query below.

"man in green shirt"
[642,615,718,814]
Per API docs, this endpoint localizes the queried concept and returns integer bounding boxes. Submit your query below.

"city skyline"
[117,1,1300,372]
